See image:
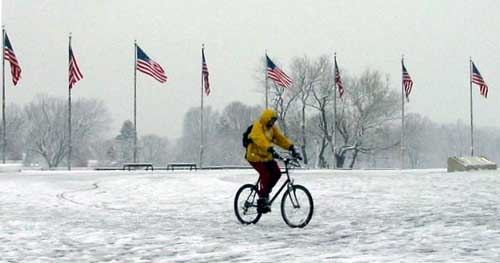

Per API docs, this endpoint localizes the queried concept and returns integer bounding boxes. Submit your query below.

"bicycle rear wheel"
[234,184,262,224]
[281,184,313,228]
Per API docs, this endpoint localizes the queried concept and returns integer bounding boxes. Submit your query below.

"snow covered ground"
[1,168,500,262]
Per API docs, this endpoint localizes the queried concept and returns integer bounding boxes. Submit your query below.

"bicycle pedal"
[258,206,271,214]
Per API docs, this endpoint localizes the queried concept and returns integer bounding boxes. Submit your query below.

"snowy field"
[1,168,500,262]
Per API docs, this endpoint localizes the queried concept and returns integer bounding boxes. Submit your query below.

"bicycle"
[233,153,314,228]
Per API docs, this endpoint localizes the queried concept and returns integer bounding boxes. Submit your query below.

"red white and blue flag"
[266,55,292,88]
[471,61,488,98]
[69,41,83,89]
[136,45,167,83]
[3,32,21,85]
[402,60,413,102]
[334,56,344,98]
[202,47,210,95]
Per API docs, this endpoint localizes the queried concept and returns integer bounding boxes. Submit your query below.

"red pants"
[249,160,281,198]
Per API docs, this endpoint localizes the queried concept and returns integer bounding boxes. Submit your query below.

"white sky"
[3,0,500,139]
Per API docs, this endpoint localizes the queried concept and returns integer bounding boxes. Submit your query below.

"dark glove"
[289,145,303,160]
[268,147,282,160]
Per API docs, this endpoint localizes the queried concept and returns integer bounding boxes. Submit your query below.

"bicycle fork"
[286,180,302,209]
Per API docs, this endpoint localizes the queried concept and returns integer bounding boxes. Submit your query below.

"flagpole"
[2,26,6,164]
[401,55,405,170]
[200,44,205,169]
[68,33,72,171]
[469,57,474,156]
[333,52,337,169]
[265,50,268,109]
[133,40,138,163]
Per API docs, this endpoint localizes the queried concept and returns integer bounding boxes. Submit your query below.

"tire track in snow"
[56,182,137,213]
[56,183,99,206]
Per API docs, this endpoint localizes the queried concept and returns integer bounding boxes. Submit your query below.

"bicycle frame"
[253,158,297,206]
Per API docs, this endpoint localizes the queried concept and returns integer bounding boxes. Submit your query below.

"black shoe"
[257,198,271,214]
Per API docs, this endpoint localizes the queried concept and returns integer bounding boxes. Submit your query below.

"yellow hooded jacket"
[245,109,293,162]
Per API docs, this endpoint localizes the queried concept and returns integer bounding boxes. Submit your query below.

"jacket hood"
[259,109,278,127]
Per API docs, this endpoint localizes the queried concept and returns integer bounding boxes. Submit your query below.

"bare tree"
[307,56,335,168]
[25,96,68,168]
[1,103,26,161]
[289,56,313,165]
[176,102,264,166]
[71,98,111,166]
[268,83,301,135]
[221,101,262,133]
[176,106,219,164]
[404,113,434,168]
[25,95,110,168]
[307,114,331,168]
[215,102,261,165]
[335,70,399,168]
[140,134,171,165]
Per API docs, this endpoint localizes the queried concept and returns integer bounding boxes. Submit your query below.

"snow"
[1,168,500,262]
[0,163,23,173]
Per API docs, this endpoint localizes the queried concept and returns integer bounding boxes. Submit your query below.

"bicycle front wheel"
[281,184,313,228]
[234,184,262,224]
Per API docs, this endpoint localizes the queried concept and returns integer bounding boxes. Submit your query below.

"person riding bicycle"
[245,109,301,214]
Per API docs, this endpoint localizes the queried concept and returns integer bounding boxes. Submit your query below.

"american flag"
[3,32,21,85]
[202,47,210,95]
[136,45,167,83]
[334,56,344,98]
[402,60,413,102]
[266,55,292,88]
[69,41,83,89]
[471,61,488,98]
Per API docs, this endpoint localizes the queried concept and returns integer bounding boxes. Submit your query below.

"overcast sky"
[2,0,500,139]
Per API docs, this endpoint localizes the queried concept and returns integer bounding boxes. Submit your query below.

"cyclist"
[245,109,301,214]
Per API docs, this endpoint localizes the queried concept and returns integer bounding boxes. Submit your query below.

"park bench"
[123,163,154,171]
[167,163,197,171]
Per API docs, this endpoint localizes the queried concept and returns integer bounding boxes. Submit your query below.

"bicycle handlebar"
[275,153,302,168]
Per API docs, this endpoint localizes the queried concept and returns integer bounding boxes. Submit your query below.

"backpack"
[242,124,253,148]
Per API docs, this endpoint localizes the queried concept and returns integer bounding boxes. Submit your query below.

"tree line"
[4,55,499,169]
